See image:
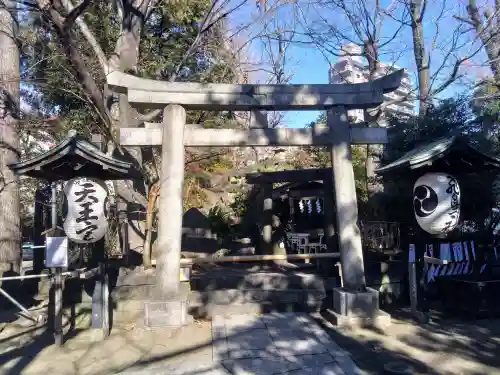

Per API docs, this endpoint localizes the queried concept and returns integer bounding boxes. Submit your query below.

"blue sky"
[228,0,492,128]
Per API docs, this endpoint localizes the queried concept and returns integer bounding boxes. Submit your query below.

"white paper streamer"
[316,199,322,213]
[298,200,304,213]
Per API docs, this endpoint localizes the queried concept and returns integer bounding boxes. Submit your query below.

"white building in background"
[329,43,416,124]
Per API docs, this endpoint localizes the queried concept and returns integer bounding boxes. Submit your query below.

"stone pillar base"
[143,298,193,328]
[323,287,391,329]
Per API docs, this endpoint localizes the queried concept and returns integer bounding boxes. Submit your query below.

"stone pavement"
[4,304,500,375]
[122,313,362,375]
[1,309,362,375]
[210,313,362,375]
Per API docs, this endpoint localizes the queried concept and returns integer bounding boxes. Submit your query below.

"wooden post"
[408,243,418,317]
[49,183,63,346]
[91,263,110,338]
[33,189,45,274]
[288,195,295,231]
[156,104,186,298]
[328,106,366,291]
[262,184,273,255]
[322,178,336,253]
[320,178,336,275]
[53,270,63,345]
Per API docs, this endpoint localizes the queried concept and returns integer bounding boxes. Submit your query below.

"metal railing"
[0,272,49,325]
[0,264,108,346]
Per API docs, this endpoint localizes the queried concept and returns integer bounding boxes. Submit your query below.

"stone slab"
[267,328,328,357]
[226,329,274,352]
[321,342,365,375]
[323,309,391,330]
[332,287,379,317]
[227,348,281,360]
[261,312,314,329]
[144,300,192,328]
[283,353,337,370]
[190,289,326,305]
[222,357,299,375]
[212,313,364,375]
[222,353,340,375]
[282,361,347,375]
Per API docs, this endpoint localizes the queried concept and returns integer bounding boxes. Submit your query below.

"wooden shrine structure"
[272,181,326,232]
[246,168,335,254]
[109,69,404,326]
[376,136,500,319]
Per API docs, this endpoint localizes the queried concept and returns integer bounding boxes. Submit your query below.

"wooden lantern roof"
[376,136,500,177]
[9,131,142,181]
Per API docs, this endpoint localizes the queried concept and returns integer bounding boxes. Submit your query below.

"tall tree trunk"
[106,1,151,259]
[38,0,150,259]
[410,0,430,116]
[0,2,21,277]
[363,39,383,216]
[467,0,500,83]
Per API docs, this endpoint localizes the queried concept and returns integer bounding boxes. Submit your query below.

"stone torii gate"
[109,69,403,326]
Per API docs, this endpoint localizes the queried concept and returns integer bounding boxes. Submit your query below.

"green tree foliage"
[304,112,368,203]
[472,83,500,146]
[20,0,240,213]
[207,206,232,238]
[384,97,483,160]
[21,5,113,139]
[22,1,236,137]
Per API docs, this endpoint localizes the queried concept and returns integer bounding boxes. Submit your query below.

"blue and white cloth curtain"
[423,241,497,283]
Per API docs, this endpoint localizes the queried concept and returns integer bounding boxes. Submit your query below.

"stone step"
[189,301,322,317]
[189,288,326,306]
[110,287,329,323]
[190,270,334,292]
[25,264,406,328]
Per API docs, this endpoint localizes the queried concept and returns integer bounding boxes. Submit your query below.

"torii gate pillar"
[156,104,186,298]
[328,106,365,291]
[144,104,193,327]
[325,109,390,328]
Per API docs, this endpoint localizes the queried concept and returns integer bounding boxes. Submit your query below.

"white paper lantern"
[63,177,109,243]
[413,173,461,235]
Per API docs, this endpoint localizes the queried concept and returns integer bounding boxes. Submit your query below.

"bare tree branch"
[458,0,500,82]
[62,0,91,30]
[59,0,109,73]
